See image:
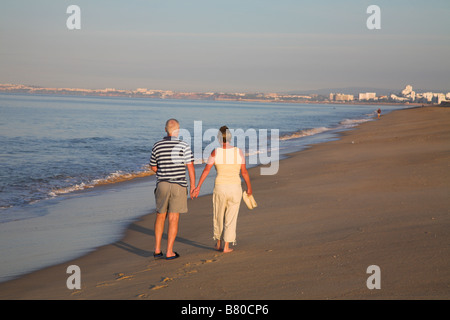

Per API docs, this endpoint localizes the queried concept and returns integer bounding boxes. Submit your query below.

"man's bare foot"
[214,241,222,251]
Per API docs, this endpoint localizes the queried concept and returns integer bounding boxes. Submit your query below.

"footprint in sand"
[201,258,217,264]
[70,289,83,296]
[148,276,173,291]
[147,255,220,292]
[178,257,217,275]
[185,269,198,274]
[114,272,134,281]
[162,277,173,283]
[95,271,137,288]
[96,281,116,288]
[150,284,168,290]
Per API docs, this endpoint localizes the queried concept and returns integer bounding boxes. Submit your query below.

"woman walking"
[192,126,252,253]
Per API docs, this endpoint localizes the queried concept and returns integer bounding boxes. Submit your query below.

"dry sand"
[0,106,449,300]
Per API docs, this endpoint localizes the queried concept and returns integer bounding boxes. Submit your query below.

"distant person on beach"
[150,119,196,260]
[192,126,252,253]
[377,108,381,119]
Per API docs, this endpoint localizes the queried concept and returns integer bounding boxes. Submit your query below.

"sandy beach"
[0,105,449,300]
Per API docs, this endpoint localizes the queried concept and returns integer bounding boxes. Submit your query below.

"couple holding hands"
[150,119,255,260]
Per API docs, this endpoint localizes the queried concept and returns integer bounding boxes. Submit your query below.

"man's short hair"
[165,119,180,135]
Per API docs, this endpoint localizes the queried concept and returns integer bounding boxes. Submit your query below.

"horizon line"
[1,82,449,95]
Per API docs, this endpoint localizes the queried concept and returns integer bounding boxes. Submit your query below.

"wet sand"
[0,105,449,300]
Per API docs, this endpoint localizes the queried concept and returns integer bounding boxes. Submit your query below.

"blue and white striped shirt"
[150,136,194,187]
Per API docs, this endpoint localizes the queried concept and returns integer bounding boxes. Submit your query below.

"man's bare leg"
[166,212,179,258]
[154,212,167,254]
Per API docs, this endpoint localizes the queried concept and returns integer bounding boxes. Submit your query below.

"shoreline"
[0,105,449,299]
[0,99,381,216]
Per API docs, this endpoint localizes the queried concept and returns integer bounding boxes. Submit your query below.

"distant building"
[333,93,354,101]
[401,85,413,96]
[135,88,149,94]
[400,85,416,101]
[421,92,433,103]
[390,94,409,102]
[436,93,446,104]
[359,92,377,100]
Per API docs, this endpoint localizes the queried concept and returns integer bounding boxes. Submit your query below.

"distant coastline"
[0,83,447,106]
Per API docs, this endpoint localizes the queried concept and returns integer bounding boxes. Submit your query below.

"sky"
[0,0,449,93]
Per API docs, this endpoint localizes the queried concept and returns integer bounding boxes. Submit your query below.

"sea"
[0,93,406,282]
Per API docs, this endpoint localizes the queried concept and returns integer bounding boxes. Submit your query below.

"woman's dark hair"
[218,125,231,143]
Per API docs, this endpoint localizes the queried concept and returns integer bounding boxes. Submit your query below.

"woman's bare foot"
[214,240,222,251]
[222,242,234,253]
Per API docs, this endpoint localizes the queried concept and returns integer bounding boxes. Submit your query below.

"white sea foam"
[338,118,372,128]
[50,168,155,197]
[279,127,331,141]
[279,115,374,142]
[49,182,92,196]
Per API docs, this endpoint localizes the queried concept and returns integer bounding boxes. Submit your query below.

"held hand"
[246,188,252,196]
[190,187,197,199]
[191,186,201,199]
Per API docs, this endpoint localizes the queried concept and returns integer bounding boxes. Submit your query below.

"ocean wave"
[92,169,155,186]
[279,115,374,142]
[48,182,91,197]
[50,167,155,196]
[279,127,331,141]
[338,118,372,128]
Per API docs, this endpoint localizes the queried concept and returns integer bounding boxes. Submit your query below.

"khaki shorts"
[155,181,188,214]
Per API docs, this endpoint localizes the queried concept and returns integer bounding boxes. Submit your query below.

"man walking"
[150,119,196,260]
